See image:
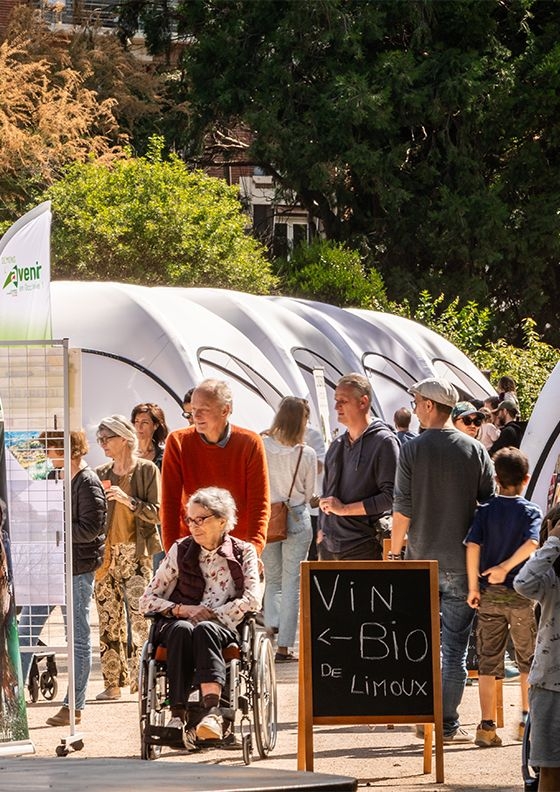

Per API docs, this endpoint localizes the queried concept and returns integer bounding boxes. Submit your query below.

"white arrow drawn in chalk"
[317,628,353,645]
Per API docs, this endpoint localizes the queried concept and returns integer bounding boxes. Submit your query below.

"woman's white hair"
[187,487,237,533]
[97,415,138,452]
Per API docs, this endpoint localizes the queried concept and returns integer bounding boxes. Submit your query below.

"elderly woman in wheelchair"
[138,486,262,745]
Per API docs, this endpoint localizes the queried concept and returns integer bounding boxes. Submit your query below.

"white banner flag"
[0,202,52,341]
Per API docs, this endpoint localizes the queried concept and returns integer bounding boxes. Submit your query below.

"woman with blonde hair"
[262,397,316,662]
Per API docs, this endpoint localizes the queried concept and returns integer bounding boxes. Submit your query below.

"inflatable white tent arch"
[50,282,495,464]
[522,360,560,513]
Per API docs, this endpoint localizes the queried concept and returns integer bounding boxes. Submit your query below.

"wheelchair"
[138,613,277,764]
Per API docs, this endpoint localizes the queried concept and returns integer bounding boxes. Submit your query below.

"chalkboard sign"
[298,560,443,781]
[310,565,434,717]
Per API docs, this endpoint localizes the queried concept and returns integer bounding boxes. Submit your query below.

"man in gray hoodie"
[318,373,399,560]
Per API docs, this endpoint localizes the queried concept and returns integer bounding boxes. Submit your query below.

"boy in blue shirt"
[465,447,541,748]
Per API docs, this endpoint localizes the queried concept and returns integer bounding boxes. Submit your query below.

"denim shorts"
[529,686,560,767]
[476,587,536,676]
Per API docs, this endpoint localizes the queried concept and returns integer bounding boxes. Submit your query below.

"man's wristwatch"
[129,496,139,511]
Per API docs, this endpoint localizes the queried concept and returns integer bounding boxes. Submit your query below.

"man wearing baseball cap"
[488,399,525,457]
[391,377,495,743]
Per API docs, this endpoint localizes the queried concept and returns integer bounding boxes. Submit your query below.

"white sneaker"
[443,726,473,744]
[195,707,223,741]
[167,717,184,731]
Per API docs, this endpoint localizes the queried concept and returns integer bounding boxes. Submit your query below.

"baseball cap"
[451,401,484,422]
[408,377,459,408]
[497,399,519,413]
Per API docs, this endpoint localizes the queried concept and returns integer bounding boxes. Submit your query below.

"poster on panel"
[0,397,33,752]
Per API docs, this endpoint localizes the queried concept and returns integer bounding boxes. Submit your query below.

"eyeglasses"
[182,411,193,420]
[97,434,118,445]
[185,513,216,527]
[460,416,483,427]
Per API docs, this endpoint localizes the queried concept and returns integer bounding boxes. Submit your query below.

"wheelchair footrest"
[194,731,238,750]
[145,724,187,750]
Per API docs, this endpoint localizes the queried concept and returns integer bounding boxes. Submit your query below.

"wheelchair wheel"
[252,633,277,758]
[28,674,39,703]
[139,644,168,760]
[40,670,58,700]
[522,714,540,791]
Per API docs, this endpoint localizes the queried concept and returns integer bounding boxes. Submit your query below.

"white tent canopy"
[522,360,560,513]
[51,282,494,465]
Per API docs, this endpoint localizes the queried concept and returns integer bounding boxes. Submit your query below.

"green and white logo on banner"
[0,202,52,341]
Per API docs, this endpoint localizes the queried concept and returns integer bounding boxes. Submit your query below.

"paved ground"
[10,611,532,791]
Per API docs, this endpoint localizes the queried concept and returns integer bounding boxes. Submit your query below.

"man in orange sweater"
[161,379,270,556]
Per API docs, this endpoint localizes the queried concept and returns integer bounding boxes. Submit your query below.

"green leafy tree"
[474,319,560,419]
[390,291,559,416]
[45,138,276,292]
[0,6,164,226]
[142,0,560,345]
[278,239,386,309]
[0,25,119,225]
[402,291,492,359]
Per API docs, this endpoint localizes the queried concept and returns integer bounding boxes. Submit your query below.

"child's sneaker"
[475,721,502,748]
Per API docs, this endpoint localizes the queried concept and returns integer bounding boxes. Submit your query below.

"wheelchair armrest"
[237,612,257,654]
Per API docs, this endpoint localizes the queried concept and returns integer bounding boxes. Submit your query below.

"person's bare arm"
[466,542,481,608]
[482,538,538,584]
[390,511,409,557]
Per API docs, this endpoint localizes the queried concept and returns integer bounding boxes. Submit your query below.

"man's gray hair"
[194,379,233,409]
[337,373,372,404]
[187,487,237,533]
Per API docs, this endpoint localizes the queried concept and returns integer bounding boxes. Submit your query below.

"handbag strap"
[287,446,304,501]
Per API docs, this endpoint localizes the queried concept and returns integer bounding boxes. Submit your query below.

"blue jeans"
[262,504,312,649]
[17,571,95,711]
[439,571,475,737]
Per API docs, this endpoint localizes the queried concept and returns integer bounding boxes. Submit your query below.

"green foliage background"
[2,1,560,416]
[45,139,275,293]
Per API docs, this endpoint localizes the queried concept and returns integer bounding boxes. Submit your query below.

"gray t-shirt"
[393,428,495,573]
[514,535,560,692]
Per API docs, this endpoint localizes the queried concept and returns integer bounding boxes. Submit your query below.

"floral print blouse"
[139,536,262,632]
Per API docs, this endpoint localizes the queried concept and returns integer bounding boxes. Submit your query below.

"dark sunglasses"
[460,416,483,427]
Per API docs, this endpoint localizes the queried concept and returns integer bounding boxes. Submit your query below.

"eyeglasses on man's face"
[459,416,483,427]
[97,434,118,445]
[184,513,217,528]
